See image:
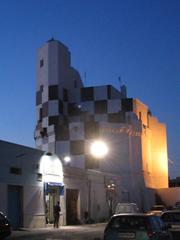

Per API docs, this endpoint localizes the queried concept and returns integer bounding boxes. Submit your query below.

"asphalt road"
[9,223,106,240]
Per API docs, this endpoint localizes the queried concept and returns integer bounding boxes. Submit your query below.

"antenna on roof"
[118,76,127,98]
[118,76,122,88]
[84,72,87,86]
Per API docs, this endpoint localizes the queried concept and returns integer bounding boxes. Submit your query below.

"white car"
[114,203,139,214]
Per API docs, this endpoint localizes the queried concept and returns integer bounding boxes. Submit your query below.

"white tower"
[35,39,83,151]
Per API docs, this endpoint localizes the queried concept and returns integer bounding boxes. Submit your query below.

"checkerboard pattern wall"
[35,84,135,168]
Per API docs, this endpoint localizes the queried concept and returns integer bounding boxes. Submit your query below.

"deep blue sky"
[0,0,179,177]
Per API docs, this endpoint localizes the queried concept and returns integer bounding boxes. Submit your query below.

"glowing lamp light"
[90,140,108,159]
[64,156,71,163]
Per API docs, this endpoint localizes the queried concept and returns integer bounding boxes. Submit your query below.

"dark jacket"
[54,204,61,216]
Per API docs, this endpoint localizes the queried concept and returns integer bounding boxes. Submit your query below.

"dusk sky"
[0,0,179,177]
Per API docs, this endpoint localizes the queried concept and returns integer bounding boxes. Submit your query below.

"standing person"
[54,201,61,228]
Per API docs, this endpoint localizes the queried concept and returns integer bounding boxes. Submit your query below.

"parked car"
[0,212,11,239]
[104,213,172,240]
[114,203,139,214]
[161,210,180,228]
[148,205,167,216]
[161,210,180,240]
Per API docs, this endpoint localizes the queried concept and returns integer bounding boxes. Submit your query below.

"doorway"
[66,189,79,225]
[45,185,60,223]
[8,185,23,229]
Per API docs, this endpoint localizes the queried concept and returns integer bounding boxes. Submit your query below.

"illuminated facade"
[133,99,169,188]
[34,39,169,224]
[0,39,170,229]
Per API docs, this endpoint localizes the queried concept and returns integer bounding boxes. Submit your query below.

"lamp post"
[105,180,116,218]
[88,139,108,222]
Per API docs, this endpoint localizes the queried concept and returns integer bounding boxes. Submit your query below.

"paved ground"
[5,223,180,240]
[8,223,106,240]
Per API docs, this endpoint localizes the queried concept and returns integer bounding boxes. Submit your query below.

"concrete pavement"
[10,223,106,239]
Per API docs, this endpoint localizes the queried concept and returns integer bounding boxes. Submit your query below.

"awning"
[47,182,64,186]
[44,182,64,196]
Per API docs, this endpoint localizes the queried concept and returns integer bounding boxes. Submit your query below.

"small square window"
[49,85,58,100]
[37,173,42,182]
[40,59,44,67]
[10,167,22,175]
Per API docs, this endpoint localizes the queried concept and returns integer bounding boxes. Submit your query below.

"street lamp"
[105,180,116,218]
[90,140,108,158]
[63,155,71,164]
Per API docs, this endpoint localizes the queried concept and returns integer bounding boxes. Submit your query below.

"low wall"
[156,187,180,207]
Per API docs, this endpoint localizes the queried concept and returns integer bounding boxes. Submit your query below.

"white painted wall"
[0,141,45,228]
[23,186,45,228]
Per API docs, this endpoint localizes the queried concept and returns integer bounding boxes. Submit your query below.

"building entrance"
[8,185,23,229]
[45,186,60,224]
[66,189,79,225]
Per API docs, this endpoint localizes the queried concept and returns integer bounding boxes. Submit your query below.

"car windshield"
[162,212,180,222]
[116,205,134,213]
[109,216,147,230]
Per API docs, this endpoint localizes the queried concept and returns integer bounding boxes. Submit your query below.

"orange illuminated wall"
[133,99,169,189]
[149,117,168,188]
